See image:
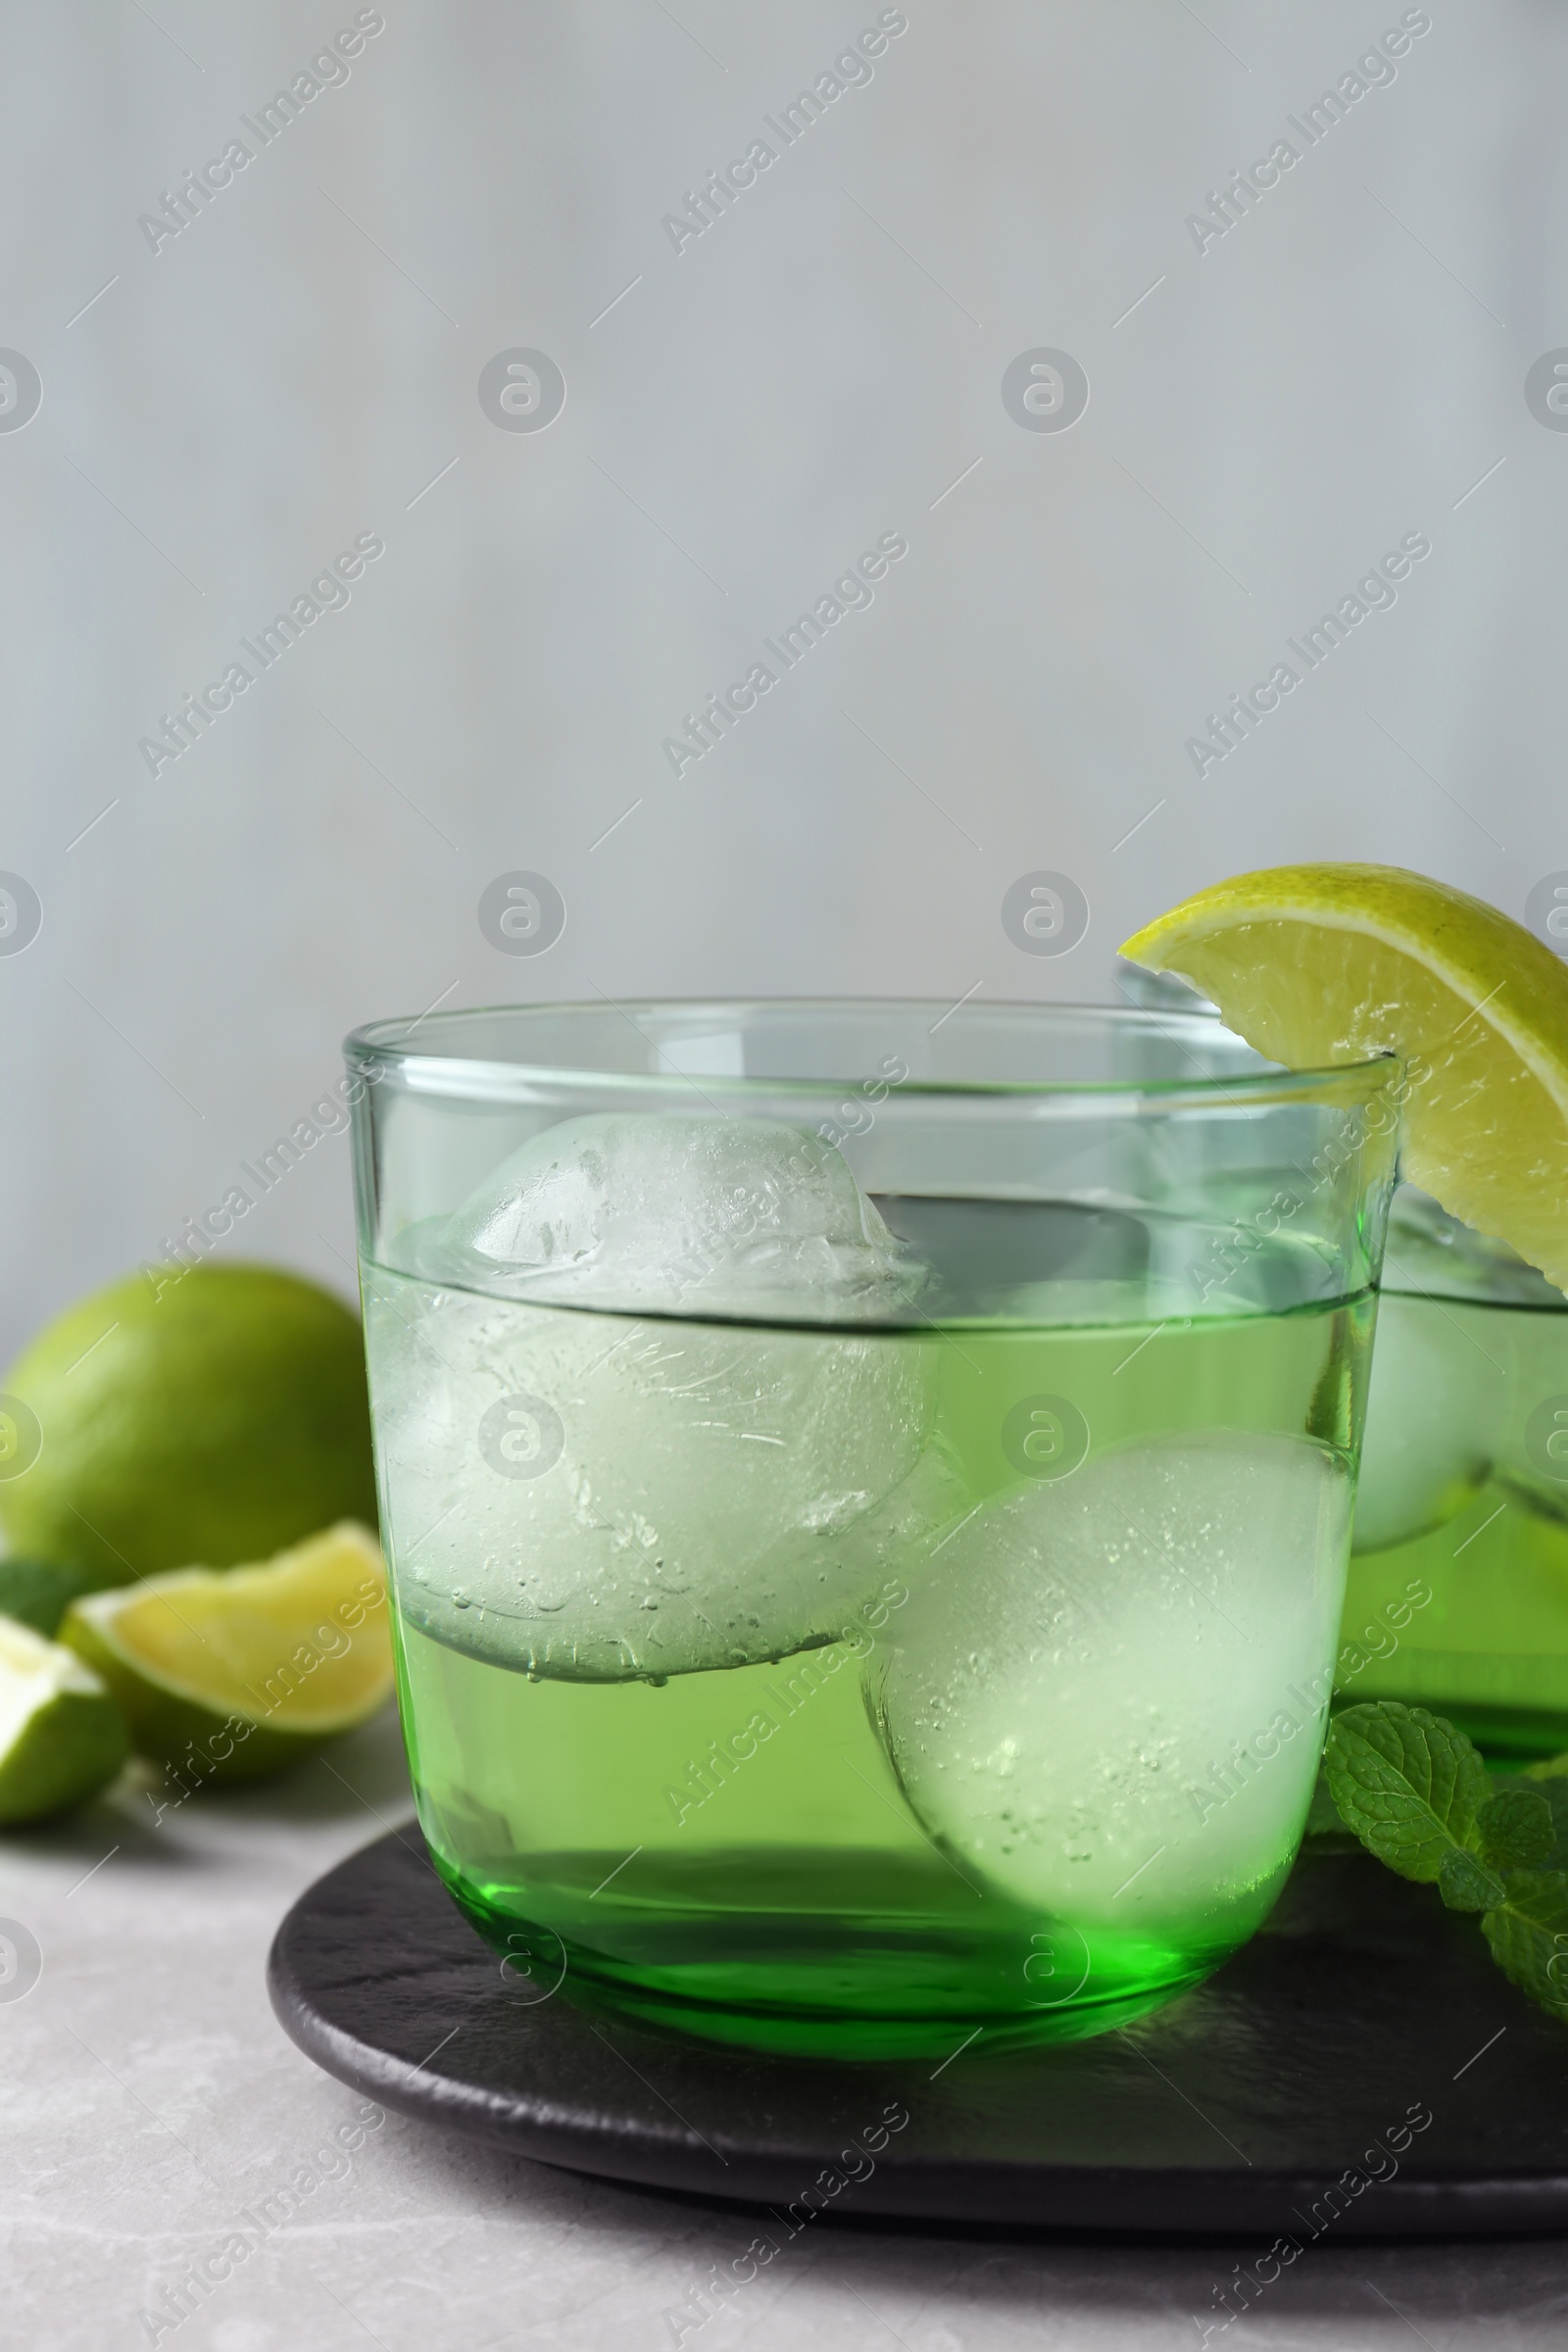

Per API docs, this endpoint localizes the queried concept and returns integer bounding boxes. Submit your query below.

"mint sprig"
[1322,1700,1568,2028]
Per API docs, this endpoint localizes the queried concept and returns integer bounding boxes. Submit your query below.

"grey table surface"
[5,1711,1567,2352]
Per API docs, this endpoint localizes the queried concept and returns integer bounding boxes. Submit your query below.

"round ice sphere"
[367,1277,935,1680]
[1353,1293,1501,1553]
[1493,1306,1568,1523]
[869,1432,1350,1939]
[438,1112,924,1319]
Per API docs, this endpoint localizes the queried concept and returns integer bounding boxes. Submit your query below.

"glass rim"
[343,996,1401,1106]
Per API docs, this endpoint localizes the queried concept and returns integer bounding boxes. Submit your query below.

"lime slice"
[0,1619,128,1823]
[1121,863,1568,1294]
[0,1262,378,1588]
[61,1523,392,1785]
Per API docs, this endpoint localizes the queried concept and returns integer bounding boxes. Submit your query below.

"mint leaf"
[1476,1786,1555,1869]
[1522,1762,1568,1869]
[1481,1871,1568,2020]
[1324,1702,1489,1881]
[1439,1847,1506,1912]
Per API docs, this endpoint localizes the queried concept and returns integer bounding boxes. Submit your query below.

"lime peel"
[0,1618,129,1823]
[0,1263,378,1586]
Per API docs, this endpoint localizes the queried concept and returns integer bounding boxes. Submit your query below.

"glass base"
[434,1842,1234,2060]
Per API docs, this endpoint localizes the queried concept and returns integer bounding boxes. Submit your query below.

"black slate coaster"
[267,1828,1568,2236]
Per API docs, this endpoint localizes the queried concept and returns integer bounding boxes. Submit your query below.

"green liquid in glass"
[371,1201,1370,2056]
[1341,1278,1568,1760]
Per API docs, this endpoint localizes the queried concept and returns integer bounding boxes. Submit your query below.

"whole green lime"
[0,1264,377,1588]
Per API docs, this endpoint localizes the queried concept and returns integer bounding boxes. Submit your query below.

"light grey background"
[5,13,1568,2340]
[3,0,1566,1362]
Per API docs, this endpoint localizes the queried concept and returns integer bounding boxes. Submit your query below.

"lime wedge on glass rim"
[61,1522,392,1785]
[1120,862,1568,1295]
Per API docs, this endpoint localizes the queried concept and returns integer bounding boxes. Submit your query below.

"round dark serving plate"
[269,1828,1568,2237]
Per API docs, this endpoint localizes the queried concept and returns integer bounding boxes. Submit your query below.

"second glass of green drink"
[349,1001,1397,2058]
[1341,1185,1568,1757]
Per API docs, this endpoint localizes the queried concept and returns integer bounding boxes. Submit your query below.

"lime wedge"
[0,1619,128,1823]
[1120,863,1568,1294]
[61,1523,392,1785]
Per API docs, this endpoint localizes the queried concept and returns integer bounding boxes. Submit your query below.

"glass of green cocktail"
[347,1001,1396,2057]
[1340,1187,1568,1756]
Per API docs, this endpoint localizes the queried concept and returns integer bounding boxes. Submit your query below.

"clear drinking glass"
[347,1001,1398,2058]
[1339,1186,1568,1758]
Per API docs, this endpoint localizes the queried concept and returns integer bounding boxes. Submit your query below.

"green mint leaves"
[1480,1873,1568,2019]
[1324,1702,1490,1879]
[1322,1701,1568,2026]
[1477,1783,1557,1870]
[1436,1847,1506,1914]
